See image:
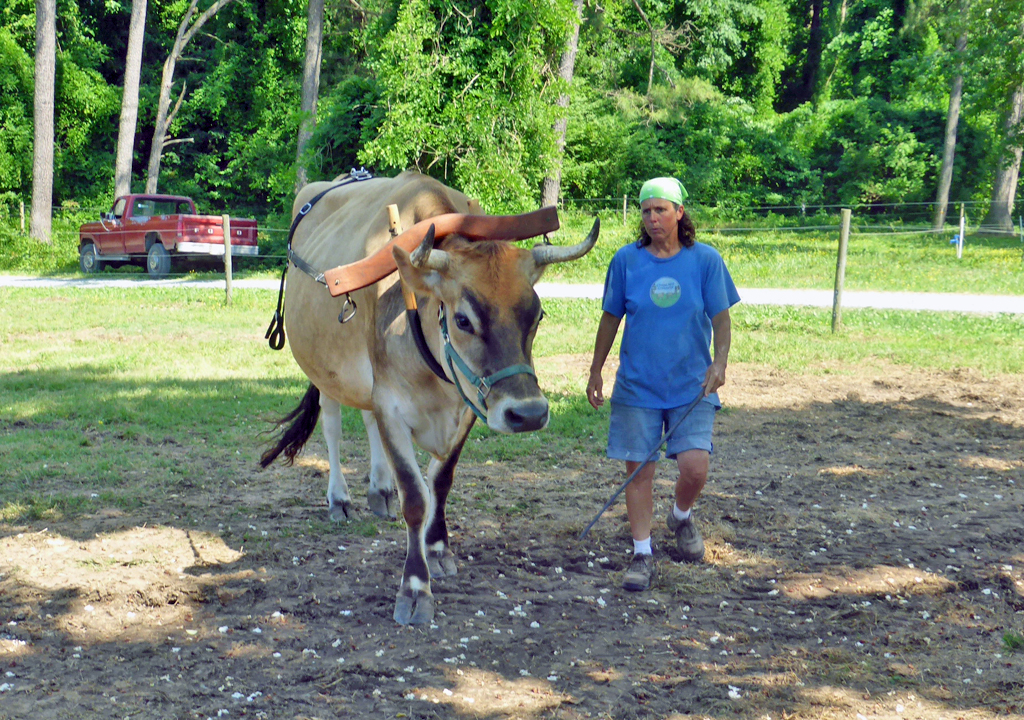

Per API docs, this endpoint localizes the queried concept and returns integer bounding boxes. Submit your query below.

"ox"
[260,171,599,624]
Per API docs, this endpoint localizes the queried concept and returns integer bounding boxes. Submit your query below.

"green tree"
[144,0,237,194]
[967,0,1024,231]
[541,0,584,207]
[0,27,34,204]
[358,0,576,212]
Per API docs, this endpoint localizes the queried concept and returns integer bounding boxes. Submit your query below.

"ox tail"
[259,383,321,468]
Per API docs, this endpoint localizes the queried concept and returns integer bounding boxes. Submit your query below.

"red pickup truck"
[78,194,259,278]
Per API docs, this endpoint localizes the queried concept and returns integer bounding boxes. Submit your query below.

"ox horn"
[409,224,450,272]
[531,218,600,267]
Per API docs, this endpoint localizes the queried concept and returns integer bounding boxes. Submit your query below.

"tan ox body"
[262,171,598,624]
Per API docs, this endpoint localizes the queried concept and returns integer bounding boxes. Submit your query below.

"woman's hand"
[587,312,621,410]
[701,359,727,396]
[587,370,605,409]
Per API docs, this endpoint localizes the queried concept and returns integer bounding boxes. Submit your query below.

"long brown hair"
[637,203,697,249]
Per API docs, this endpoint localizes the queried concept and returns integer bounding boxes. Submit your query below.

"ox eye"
[453,312,474,333]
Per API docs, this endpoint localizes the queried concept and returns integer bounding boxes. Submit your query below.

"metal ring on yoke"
[339,293,358,323]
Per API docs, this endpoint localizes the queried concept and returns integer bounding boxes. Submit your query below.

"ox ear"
[393,225,448,295]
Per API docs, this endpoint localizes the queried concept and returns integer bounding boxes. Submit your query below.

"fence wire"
[4,196,1022,281]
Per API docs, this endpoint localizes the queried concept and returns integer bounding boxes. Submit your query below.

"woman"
[587,177,740,591]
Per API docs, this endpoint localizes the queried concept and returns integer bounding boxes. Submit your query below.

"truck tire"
[79,242,104,274]
[147,243,172,278]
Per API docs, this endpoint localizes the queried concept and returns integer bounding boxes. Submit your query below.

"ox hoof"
[367,488,397,520]
[427,549,458,579]
[394,589,434,626]
[328,499,352,522]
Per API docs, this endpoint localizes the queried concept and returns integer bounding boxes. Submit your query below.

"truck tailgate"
[180,216,258,246]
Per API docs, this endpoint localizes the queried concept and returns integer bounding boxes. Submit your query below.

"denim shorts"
[607,400,716,462]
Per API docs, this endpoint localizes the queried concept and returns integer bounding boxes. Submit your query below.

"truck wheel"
[147,243,172,278]
[79,242,103,274]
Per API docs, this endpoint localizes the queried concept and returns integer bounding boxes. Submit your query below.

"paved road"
[1,275,1022,314]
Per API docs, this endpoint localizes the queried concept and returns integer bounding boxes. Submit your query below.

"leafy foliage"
[0,28,34,195]
[0,0,1019,229]
[308,76,383,182]
[358,0,576,212]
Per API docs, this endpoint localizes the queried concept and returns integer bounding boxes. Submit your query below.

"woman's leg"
[670,449,709,562]
[674,449,709,511]
[622,459,659,591]
[624,460,657,541]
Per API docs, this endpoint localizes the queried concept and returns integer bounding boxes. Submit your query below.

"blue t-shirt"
[602,241,740,410]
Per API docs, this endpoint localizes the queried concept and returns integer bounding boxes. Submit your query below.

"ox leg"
[376,417,435,625]
[320,394,353,521]
[424,432,469,579]
[362,410,397,520]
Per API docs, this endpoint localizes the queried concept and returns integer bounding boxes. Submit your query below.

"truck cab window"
[112,198,126,219]
[133,200,152,217]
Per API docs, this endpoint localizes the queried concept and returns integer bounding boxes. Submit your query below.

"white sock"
[672,505,692,522]
[633,537,652,556]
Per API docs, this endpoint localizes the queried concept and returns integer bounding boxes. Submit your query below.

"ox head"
[393,218,599,433]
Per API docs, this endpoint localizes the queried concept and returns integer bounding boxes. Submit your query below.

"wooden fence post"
[20,200,25,232]
[831,208,851,334]
[222,214,232,306]
[623,195,627,226]
[957,203,965,260]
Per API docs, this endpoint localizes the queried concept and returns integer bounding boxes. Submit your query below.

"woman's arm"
[587,311,622,409]
[702,308,731,396]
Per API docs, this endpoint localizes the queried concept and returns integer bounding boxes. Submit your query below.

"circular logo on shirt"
[649,277,681,308]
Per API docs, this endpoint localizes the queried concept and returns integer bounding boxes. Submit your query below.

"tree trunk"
[980,81,1024,233]
[30,0,56,244]
[628,0,657,97]
[931,32,967,231]
[145,0,235,194]
[114,0,148,198]
[800,0,823,103]
[541,0,584,209]
[295,0,325,193]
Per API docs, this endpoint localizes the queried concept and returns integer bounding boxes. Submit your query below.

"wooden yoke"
[322,206,560,297]
[388,204,419,312]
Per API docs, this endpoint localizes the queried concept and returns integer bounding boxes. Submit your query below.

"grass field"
[2,285,1022,523]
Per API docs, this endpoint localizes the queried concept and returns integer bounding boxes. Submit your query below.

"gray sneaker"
[622,553,657,591]
[667,511,705,562]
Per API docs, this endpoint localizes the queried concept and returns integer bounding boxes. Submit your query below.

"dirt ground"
[2,360,1023,720]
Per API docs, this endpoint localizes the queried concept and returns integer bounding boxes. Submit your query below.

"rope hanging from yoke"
[265,168,373,350]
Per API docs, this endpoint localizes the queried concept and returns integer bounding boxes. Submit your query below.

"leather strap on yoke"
[322,206,560,297]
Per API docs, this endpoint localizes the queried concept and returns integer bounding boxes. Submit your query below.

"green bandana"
[639,177,688,206]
